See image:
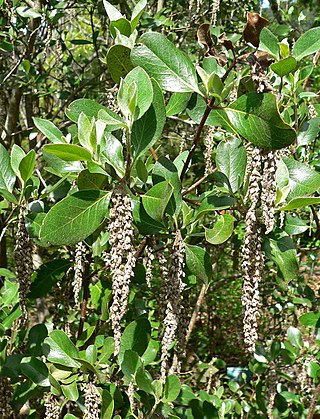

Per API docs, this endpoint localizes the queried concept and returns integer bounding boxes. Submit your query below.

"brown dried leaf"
[243,12,269,48]
[197,23,213,53]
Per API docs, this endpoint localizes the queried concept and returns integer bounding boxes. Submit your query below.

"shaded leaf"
[107,44,134,84]
[142,181,173,222]
[20,357,50,387]
[185,245,212,283]
[118,318,151,364]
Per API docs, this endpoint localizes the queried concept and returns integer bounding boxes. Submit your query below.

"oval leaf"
[142,181,173,222]
[40,190,111,246]
[20,357,50,387]
[270,57,297,77]
[205,214,235,245]
[287,326,302,349]
[292,27,320,60]
[185,244,212,283]
[43,144,92,162]
[43,330,80,368]
[107,44,134,84]
[131,32,200,93]
[33,118,65,144]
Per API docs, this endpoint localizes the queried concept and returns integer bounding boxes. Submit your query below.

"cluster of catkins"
[242,147,280,352]
[108,186,136,355]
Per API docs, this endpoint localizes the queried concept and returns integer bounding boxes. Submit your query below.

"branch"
[306,381,320,419]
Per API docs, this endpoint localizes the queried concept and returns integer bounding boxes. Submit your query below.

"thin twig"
[306,381,320,419]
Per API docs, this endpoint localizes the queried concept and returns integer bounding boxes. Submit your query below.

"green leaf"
[121,349,142,378]
[19,149,36,183]
[0,144,15,192]
[162,375,181,403]
[61,380,79,401]
[78,112,96,153]
[284,215,308,235]
[279,196,320,211]
[123,67,153,121]
[292,27,320,60]
[20,357,50,387]
[98,109,127,132]
[110,18,131,38]
[131,0,147,30]
[287,327,302,349]
[44,330,80,368]
[136,158,148,183]
[131,32,200,93]
[276,158,320,201]
[166,92,192,116]
[142,181,174,222]
[211,93,296,150]
[205,214,235,245]
[132,197,164,235]
[77,170,108,190]
[194,196,235,221]
[40,190,111,246]
[107,44,134,84]
[264,232,299,283]
[307,362,320,379]
[118,78,137,122]
[101,389,114,419]
[185,245,212,283]
[141,339,159,366]
[11,144,25,178]
[102,133,125,177]
[42,150,83,176]
[297,118,320,147]
[33,118,65,143]
[103,0,123,21]
[299,312,320,328]
[216,137,246,193]
[43,144,92,162]
[135,366,154,394]
[29,259,71,298]
[66,99,110,122]
[118,318,151,364]
[152,156,182,216]
[27,324,48,357]
[259,28,279,58]
[270,57,297,77]
[16,6,41,18]
[131,78,166,159]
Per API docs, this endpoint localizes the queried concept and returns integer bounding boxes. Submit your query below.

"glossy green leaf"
[110,18,131,38]
[279,196,320,211]
[152,156,182,216]
[61,380,79,401]
[163,375,181,403]
[297,118,320,147]
[119,318,151,364]
[185,244,212,283]
[135,366,154,394]
[216,137,246,192]
[132,197,164,235]
[211,93,296,149]
[42,150,83,176]
[44,330,80,368]
[264,232,299,282]
[103,0,123,21]
[43,144,92,161]
[107,44,134,84]
[270,57,296,77]
[123,67,153,121]
[121,349,142,378]
[277,158,320,201]
[205,214,235,245]
[98,109,127,131]
[77,169,108,190]
[40,190,110,246]
[284,215,308,235]
[142,181,173,222]
[27,324,48,357]
[66,99,110,122]
[0,144,15,192]
[102,133,125,177]
[131,32,200,93]
[20,357,50,387]
[33,118,65,143]
[141,339,159,366]
[11,144,25,177]
[16,6,41,18]
[259,28,279,58]
[19,149,36,183]
[299,312,320,328]
[131,0,147,30]
[136,158,148,183]
[29,259,71,298]
[118,78,137,122]
[292,27,320,60]
[287,327,302,349]
[101,389,114,419]
[307,362,320,379]
[166,92,192,116]
[131,78,166,159]
[194,196,235,221]
[78,112,96,153]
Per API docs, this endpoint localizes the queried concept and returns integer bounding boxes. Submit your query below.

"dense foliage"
[0,0,320,418]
